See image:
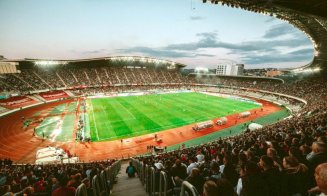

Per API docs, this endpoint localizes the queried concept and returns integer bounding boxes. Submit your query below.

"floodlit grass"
[87,92,260,141]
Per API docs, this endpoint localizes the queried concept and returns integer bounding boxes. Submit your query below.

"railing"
[159,171,171,196]
[131,158,199,196]
[180,181,199,196]
[77,160,121,196]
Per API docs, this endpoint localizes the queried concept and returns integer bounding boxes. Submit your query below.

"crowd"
[71,84,193,96]
[197,76,327,113]
[0,159,116,196]
[135,76,327,196]
[0,64,193,93]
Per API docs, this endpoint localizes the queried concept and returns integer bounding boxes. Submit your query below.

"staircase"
[111,160,147,196]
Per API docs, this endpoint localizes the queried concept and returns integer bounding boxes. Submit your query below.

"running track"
[0,98,281,163]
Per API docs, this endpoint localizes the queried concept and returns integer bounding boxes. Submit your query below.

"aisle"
[111,160,147,196]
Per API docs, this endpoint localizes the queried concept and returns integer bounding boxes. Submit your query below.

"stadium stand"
[0,159,121,196]
[0,63,193,94]
[0,63,326,195]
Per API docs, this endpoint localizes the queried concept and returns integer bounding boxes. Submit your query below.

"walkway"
[111,160,147,196]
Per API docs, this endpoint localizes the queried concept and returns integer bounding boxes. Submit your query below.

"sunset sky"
[0,0,314,69]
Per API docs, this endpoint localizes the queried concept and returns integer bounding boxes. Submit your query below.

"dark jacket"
[282,166,309,196]
[241,174,269,196]
[262,168,284,196]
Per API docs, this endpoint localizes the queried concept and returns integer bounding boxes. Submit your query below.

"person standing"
[126,162,137,178]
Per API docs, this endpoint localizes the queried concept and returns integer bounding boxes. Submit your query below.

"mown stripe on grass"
[117,97,162,133]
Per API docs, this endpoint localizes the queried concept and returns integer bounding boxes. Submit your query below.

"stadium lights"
[35,61,67,66]
[195,67,209,73]
[292,67,321,74]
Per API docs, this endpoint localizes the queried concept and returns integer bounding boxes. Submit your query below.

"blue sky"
[0,0,314,69]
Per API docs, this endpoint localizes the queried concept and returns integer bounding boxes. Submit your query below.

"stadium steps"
[111,160,148,196]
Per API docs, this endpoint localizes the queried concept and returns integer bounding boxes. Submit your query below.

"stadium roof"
[203,0,327,70]
[1,56,187,68]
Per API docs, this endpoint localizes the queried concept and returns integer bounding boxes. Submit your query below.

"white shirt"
[196,154,204,163]
[187,162,198,175]
[236,178,242,196]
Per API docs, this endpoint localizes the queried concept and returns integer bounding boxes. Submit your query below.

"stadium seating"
[0,159,121,196]
[0,64,194,94]
[0,61,327,195]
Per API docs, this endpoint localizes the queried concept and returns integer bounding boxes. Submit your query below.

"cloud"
[190,16,205,20]
[116,28,313,65]
[241,48,314,64]
[287,48,314,56]
[263,23,296,38]
[81,49,107,54]
[164,31,311,54]
[117,47,195,58]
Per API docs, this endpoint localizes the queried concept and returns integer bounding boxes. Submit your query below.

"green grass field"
[87,92,261,141]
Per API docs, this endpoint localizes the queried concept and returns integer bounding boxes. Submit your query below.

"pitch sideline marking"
[90,99,100,140]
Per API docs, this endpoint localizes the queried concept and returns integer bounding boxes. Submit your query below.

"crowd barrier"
[76,160,121,196]
[131,158,199,196]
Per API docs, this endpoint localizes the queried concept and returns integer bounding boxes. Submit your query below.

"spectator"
[185,168,205,194]
[126,162,137,178]
[203,180,218,196]
[282,156,309,196]
[52,174,76,196]
[238,161,269,196]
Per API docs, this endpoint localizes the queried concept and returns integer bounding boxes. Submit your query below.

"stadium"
[0,0,326,196]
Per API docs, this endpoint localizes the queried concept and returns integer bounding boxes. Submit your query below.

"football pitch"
[87,92,261,141]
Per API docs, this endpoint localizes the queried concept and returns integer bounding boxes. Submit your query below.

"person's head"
[267,148,277,158]
[244,161,261,175]
[259,155,274,170]
[315,163,327,194]
[51,177,58,184]
[73,173,82,182]
[288,147,302,158]
[311,142,327,154]
[210,161,219,173]
[188,157,196,164]
[129,161,133,166]
[238,153,247,165]
[203,180,218,196]
[154,162,164,170]
[283,156,299,169]
[23,186,34,196]
[175,159,181,166]
[190,168,200,177]
[245,150,254,160]
[292,138,299,146]
[82,178,90,188]
[223,154,232,166]
[300,145,311,155]
[58,173,69,187]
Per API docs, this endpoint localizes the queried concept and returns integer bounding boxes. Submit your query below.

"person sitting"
[51,173,76,196]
